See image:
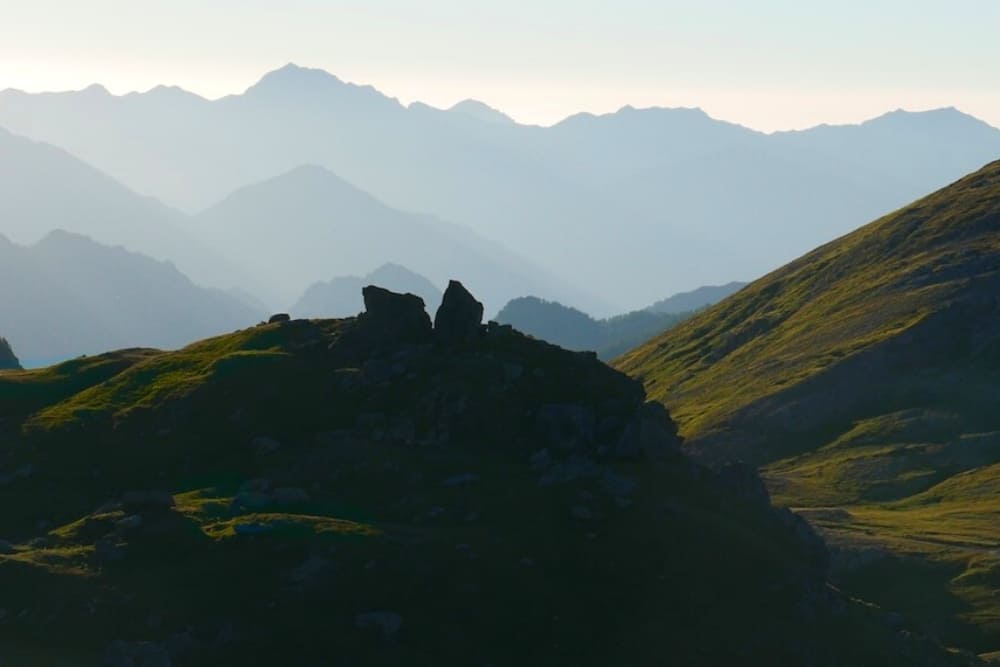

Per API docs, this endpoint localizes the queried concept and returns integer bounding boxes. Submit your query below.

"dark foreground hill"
[616,161,1000,656]
[0,283,971,666]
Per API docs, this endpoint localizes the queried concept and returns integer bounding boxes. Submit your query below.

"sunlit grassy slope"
[615,160,1000,656]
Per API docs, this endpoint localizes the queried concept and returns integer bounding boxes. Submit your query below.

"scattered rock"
[116,514,144,531]
[715,461,770,504]
[239,478,272,494]
[94,539,126,564]
[271,487,310,506]
[443,473,480,487]
[250,436,282,455]
[615,402,680,459]
[360,286,432,344]
[433,280,484,343]
[104,640,173,667]
[356,611,403,640]
[122,490,175,513]
[536,404,596,451]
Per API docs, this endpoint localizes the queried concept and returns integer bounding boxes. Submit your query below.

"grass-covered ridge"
[615,160,1000,656]
[616,159,1000,441]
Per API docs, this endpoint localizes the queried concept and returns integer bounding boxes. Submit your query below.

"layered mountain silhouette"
[646,281,746,314]
[0,337,20,370]
[0,231,263,363]
[190,165,595,314]
[292,264,442,318]
[495,296,690,359]
[4,65,1000,310]
[0,126,255,295]
[616,162,1000,655]
[0,284,974,665]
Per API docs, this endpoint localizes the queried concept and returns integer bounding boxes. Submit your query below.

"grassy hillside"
[0,288,969,665]
[615,160,1000,656]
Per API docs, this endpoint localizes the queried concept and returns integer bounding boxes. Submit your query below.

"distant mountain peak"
[81,83,110,96]
[448,99,515,124]
[244,64,399,111]
[862,106,996,132]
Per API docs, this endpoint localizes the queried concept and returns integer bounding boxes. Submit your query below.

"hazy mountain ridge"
[292,264,442,318]
[5,65,1000,310]
[616,161,1000,654]
[191,164,600,314]
[495,296,692,359]
[646,282,747,314]
[0,230,264,362]
[0,125,263,296]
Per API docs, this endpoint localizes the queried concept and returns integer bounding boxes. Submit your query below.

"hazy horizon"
[3,60,999,135]
[3,0,999,132]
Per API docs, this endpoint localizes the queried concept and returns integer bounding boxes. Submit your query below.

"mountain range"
[189,164,590,313]
[292,263,442,319]
[4,64,1000,311]
[0,231,263,364]
[616,161,1000,656]
[494,297,690,359]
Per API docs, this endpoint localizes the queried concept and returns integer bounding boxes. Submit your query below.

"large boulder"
[0,337,20,370]
[434,280,484,343]
[359,286,432,344]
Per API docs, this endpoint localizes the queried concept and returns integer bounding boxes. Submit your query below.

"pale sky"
[2,0,999,131]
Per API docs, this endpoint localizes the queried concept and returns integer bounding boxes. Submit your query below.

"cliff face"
[0,337,20,370]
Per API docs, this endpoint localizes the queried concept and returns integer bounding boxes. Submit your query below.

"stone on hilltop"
[434,280,484,343]
[360,286,432,343]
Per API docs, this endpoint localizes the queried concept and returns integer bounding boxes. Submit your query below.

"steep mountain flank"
[0,285,968,666]
[0,337,20,370]
[616,161,1000,655]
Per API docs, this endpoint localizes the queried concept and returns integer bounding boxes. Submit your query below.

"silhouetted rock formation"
[0,337,20,370]
[434,280,484,343]
[359,285,432,343]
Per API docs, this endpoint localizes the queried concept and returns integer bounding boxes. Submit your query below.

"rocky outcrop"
[0,337,20,370]
[433,280,484,343]
[359,285,432,344]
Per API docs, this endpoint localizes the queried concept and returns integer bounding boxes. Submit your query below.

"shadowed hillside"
[616,161,1000,656]
[0,283,970,666]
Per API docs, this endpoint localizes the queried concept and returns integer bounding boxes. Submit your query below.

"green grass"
[615,160,1000,439]
[613,160,1000,653]
[0,348,160,418]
